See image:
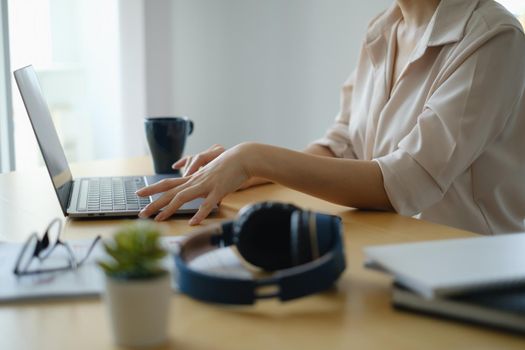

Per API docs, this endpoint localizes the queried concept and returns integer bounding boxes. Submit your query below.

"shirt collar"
[428,0,480,46]
[366,0,480,48]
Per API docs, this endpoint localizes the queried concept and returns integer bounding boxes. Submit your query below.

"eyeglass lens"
[16,234,39,274]
[39,219,62,260]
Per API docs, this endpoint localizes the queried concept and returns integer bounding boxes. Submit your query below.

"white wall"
[143,0,391,155]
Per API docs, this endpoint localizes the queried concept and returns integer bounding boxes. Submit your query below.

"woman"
[138,0,525,235]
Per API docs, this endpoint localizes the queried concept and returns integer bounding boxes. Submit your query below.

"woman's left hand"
[136,144,251,225]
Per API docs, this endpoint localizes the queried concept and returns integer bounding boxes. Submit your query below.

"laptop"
[14,65,205,218]
[364,233,525,299]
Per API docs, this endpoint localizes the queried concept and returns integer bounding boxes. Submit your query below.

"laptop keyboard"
[76,177,151,212]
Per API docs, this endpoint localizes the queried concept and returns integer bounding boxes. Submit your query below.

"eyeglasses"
[13,218,101,276]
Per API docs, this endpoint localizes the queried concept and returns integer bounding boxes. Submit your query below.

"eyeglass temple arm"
[76,236,102,267]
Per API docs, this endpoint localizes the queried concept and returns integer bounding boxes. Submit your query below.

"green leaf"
[97,221,168,279]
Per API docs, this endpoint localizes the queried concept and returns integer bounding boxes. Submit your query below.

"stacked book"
[364,233,525,333]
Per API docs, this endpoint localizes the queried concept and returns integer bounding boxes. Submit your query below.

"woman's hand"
[172,144,225,176]
[137,144,251,225]
[137,142,392,225]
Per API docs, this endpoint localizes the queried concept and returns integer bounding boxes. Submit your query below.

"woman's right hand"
[172,144,225,177]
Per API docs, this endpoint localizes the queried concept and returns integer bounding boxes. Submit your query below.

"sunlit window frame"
[0,0,14,173]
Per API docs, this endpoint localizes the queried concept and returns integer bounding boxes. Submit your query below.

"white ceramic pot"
[104,273,171,347]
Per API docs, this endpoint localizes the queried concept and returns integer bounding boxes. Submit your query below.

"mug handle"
[188,120,194,135]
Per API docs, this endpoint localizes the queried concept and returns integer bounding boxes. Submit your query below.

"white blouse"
[313,0,525,234]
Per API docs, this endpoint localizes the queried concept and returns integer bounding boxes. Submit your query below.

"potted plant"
[98,221,171,347]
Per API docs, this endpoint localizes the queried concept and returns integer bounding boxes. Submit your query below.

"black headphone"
[174,202,346,304]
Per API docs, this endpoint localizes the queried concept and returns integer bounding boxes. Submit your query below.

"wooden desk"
[0,157,523,349]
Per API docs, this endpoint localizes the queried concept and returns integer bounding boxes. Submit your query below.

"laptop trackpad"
[144,174,206,213]
[145,173,181,184]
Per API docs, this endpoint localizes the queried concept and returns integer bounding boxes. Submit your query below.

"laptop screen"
[14,65,73,215]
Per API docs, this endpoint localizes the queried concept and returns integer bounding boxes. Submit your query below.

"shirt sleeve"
[310,71,357,158]
[375,27,525,216]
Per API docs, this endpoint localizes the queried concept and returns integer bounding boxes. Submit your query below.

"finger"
[139,179,194,218]
[183,154,204,177]
[180,145,222,174]
[172,156,190,170]
[209,144,224,152]
[181,155,193,174]
[183,146,225,177]
[136,177,186,196]
[138,189,177,218]
[188,193,219,226]
[154,185,204,221]
[175,145,221,172]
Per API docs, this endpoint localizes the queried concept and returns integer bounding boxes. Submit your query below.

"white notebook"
[0,236,248,303]
[364,233,525,299]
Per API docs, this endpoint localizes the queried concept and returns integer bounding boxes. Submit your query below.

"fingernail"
[154,215,164,222]
[138,211,146,218]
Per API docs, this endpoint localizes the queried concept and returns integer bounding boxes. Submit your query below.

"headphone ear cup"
[290,210,313,266]
[315,213,340,256]
[235,202,299,271]
[291,211,340,265]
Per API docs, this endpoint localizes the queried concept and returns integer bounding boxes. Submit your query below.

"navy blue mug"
[145,116,194,174]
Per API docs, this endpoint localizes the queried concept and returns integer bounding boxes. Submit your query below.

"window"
[8,0,124,171]
[0,0,14,172]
